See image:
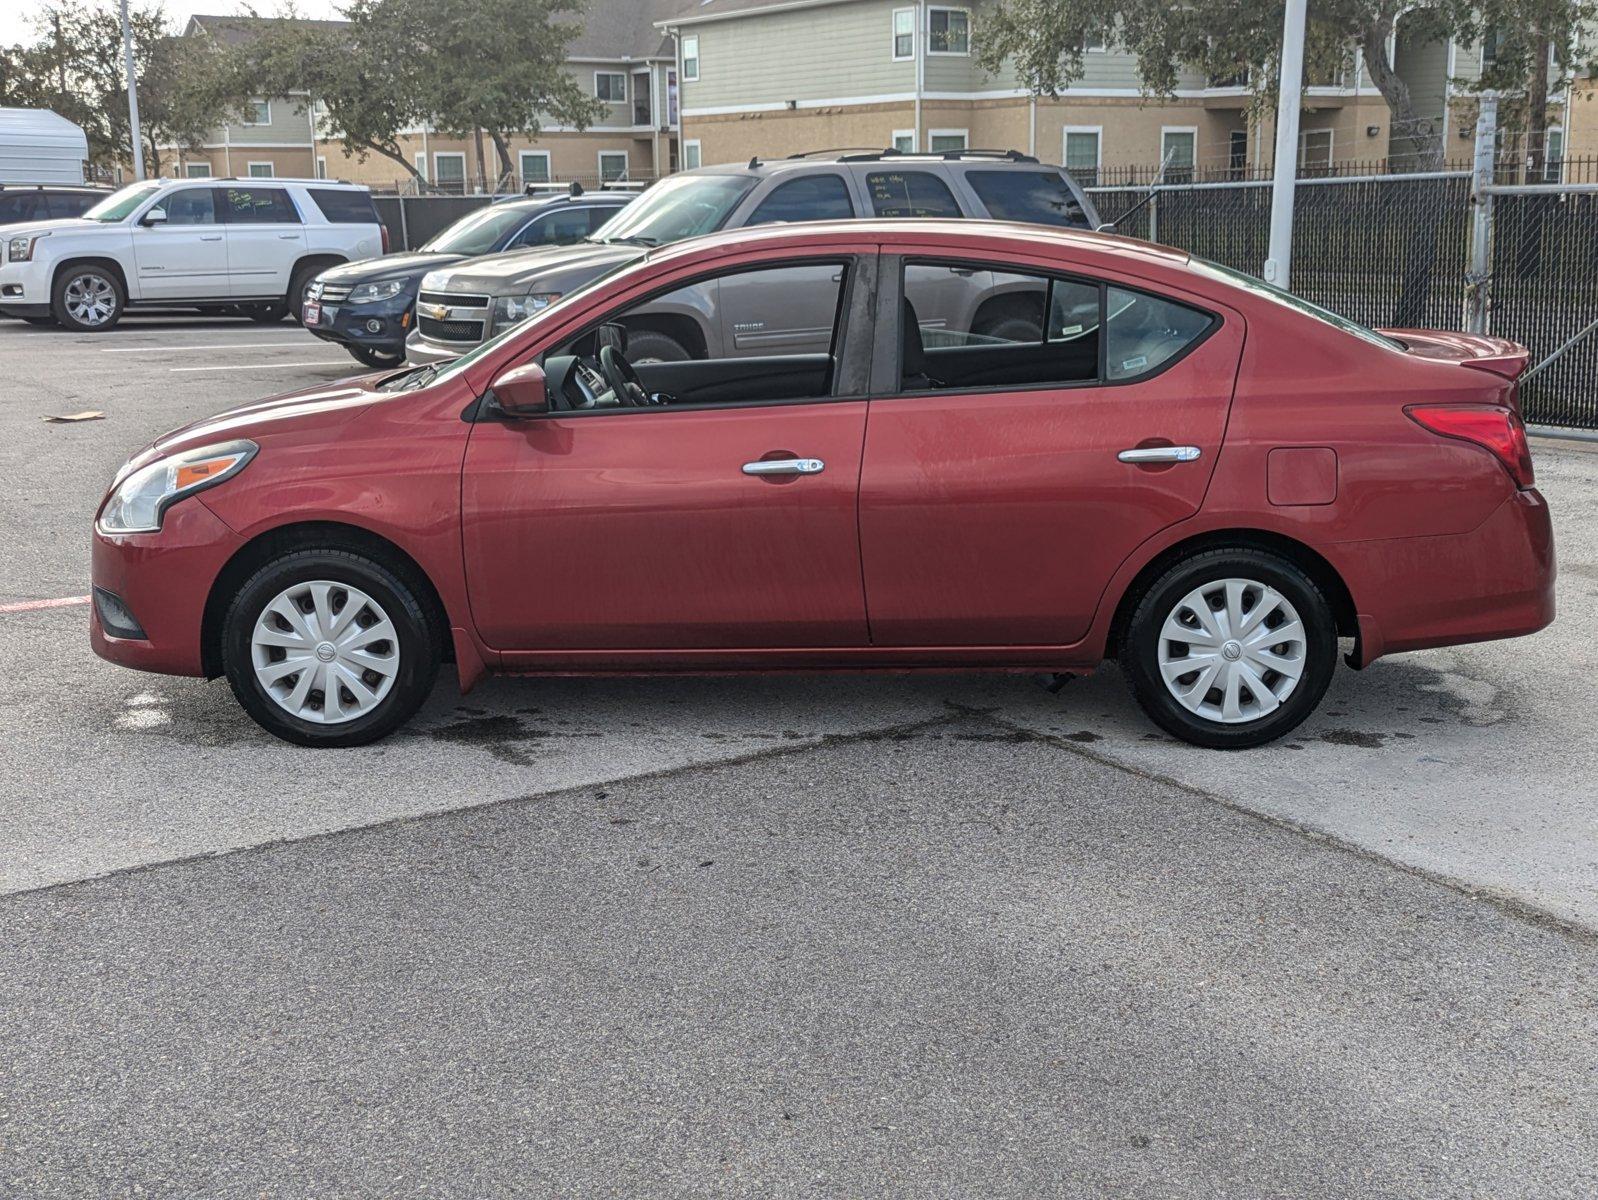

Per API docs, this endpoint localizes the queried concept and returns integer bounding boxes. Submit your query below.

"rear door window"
[0,192,43,223]
[219,186,300,224]
[867,171,963,218]
[965,170,1090,228]
[49,192,98,219]
[307,187,378,224]
[745,174,855,225]
[1104,287,1214,380]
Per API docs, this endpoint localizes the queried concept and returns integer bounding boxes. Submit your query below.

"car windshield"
[1190,257,1405,352]
[591,174,754,247]
[82,183,162,222]
[421,204,539,255]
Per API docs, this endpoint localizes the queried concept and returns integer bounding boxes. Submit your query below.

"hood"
[3,216,105,239]
[316,251,460,287]
[122,374,392,477]
[419,240,644,296]
[1378,329,1532,380]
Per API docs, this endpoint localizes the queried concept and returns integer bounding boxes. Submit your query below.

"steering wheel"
[599,345,658,407]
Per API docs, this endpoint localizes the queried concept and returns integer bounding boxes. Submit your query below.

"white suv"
[0,177,386,331]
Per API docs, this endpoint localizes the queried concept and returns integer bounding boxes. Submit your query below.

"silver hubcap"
[64,273,116,325]
[1156,577,1308,725]
[250,581,399,724]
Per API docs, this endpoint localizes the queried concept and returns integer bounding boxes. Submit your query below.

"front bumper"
[0,257,51,315]
[405,328,471,365]
[90,499,245,677]
[1331,487,1556,667]
[303,292,415,357]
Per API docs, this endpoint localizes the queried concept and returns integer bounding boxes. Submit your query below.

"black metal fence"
[1088,173,1597,429]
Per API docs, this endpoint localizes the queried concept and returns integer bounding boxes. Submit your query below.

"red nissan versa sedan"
[89,221,1554,749]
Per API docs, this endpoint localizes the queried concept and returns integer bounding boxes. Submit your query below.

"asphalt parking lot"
[4,314,1598,1195]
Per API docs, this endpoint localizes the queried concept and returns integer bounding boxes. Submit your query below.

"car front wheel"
[52,265,125,331]
[222,548,441,747]
[348,344,406,369]
[1121,548,1338,749]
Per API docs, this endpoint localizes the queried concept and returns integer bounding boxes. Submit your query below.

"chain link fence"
[1087,171,1596,430]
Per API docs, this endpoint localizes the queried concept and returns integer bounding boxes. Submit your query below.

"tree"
[1473,0,1596,182]
[976,0,1588,174]
[242,0,606,191]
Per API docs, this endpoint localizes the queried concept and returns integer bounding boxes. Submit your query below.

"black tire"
[1121,548,1338,750]
[244,303,288,324]
[348,344,406,369]
[976,314,1043,342]
[287,264,321,324]
[221,548,442,748]
[623,329,692,364]
[51,264,125,332]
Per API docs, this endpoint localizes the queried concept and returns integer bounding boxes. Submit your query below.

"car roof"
[150,176,369,190]
[684,153,1073,179]
[647,218,1189,271]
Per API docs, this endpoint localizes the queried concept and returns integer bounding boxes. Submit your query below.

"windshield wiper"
[385,362,444,391]
[598,234,658,247]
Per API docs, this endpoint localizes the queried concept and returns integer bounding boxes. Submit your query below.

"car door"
[217,184,305,298]
[460,254,875,653]
[131,187,229,299]
[858,252,1244,647]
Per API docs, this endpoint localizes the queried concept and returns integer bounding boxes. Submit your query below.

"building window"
[1228,128,1249,178]
[633,70,652,125]
[184,162,212,178]
[927,7,970,55]
[891,129,916,154]
[414,151,427,181]
[1160,127,1196,182]
[892,8,915,60]
[683,139,702,170]
[315,155,327,179]
[928,129,968,153]
[682,34,699,82]
[1082,34,1108,53]
[1546,126,1565,182]
[1298,128,1333,174]
[433,151,467,193]
[244,97,271,125]
[599,151,629,182]
[247,161,275,178]
[595,72,627,102]
[1063,127,1100,185]
[519,151,551,185]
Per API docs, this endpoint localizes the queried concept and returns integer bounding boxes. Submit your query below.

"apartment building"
[170,2,684,191]
[658,0,1545,178]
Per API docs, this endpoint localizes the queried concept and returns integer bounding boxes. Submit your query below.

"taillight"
[380,224,391,254]
[1406,404,1535,488]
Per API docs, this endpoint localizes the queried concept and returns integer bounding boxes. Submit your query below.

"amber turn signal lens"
[174,459,229,490]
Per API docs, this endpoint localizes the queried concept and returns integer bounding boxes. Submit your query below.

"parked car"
[0,184,105,226]
[406,148,1101,364]
[0,177,385,331]
[303,186,634,368]
[89,220,1553,749]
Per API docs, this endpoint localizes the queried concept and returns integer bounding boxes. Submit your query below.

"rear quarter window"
[965,170,1090,228]
[307,187,379,224]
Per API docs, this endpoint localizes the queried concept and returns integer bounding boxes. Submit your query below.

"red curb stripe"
[0,595,92,614]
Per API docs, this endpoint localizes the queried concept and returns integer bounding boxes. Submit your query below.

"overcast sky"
[8,0,348,35]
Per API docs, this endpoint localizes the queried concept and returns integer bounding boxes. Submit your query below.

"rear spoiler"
[1377,329,1531,381]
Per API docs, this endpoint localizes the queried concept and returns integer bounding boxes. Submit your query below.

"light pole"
[120,0,145,180]
[1263,0,1307,287]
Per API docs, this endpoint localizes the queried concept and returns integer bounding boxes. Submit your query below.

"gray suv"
[406,149,1101,365]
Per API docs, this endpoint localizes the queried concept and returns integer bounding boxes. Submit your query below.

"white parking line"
[104,342,316,353]
[170,361,352,372]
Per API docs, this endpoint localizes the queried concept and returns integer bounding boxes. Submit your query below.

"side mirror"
[491,362,549,417]
[142,206,168,226]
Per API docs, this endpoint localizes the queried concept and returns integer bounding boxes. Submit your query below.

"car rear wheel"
[222,548,441,747]
[624,330,691,364]
[288,264,321,324]
[244,303,288,323]
[52,265,125,331]
[1121,548,1337,749]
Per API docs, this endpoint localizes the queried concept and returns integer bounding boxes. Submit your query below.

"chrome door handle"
[742,457,825,477]
[1118,445,1202,464]
[200,234,223,241]
[278,233,301,239]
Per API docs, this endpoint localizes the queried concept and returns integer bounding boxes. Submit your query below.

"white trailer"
[0,108,90,185]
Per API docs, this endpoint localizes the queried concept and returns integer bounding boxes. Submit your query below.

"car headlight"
[346,279,407,305]
[493,292,562,325]
[97,440,258,535]
[7,233,45,262]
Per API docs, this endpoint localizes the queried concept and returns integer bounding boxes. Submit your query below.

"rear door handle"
[742,457,825,477]
[200,234,223,241]
[278,233,301,240]
[1118,445,1202,464]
